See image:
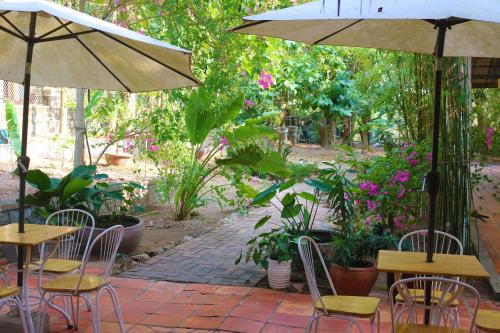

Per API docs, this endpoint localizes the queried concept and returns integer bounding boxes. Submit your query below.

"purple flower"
[360,181,371,191]
[366,200,378,211]
[244,99,255,107]
[354,199,360,207]
[426,152,433,161]
[394,216,405,230]
[251,176,259,183]
[397,189,406,199]
[123,139,134,152]
[393,170,410,183]
[114,0,121,5]
[409,159,418,167]
[376,214,382,221]
[107,134,113,144]
[368,183,379,197]
[148,144,159,153]
[258,70,273,90]
[365,217,372,226]
[487,127,494,150]
[219,136,230,150]
[383,191,389,195]
[343,192,350,201]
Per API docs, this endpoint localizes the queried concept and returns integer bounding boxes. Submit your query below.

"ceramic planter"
[268,259,292,290]
[104,153,132,166]
[82,215,144,254]
[329,263,378,296]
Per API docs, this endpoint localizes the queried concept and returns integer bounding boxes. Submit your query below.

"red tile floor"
[35,277,496,333]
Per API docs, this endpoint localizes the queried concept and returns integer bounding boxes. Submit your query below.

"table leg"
[22,245,36,333]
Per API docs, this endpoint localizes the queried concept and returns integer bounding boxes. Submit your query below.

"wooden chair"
[37,225,125,333]
[390,277,480,333]
[298,236,380,333]
[474,309,500,332]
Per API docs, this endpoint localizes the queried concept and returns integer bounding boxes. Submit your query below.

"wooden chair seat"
[314,295,380,318]
[475,309,500,332]
[29,259,81,274]
[0,286,19,298]
[396,323,467,333]
[41,275,108,293]
[395,289,459,306]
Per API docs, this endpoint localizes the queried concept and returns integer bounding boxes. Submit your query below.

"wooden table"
[0,223,80,333]
[377,250,490,279]
[378,250,489,326]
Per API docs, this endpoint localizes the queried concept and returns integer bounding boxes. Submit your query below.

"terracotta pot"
[82,215,144,254]
[268,259,291,290]
[104,153,132,166]
[329,263,378,296]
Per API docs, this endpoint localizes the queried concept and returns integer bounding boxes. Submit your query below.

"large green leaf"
[71,165,96,179]
[5,102,21,156]
[185,88,214,145]
[230,124,276,143]
[304,178,334,193]
[251,183,279,206]
[25,170,51,191]
[62,178,92,202]
[254,215,271,230]
[281,204,302,219]
[84,90,104,118]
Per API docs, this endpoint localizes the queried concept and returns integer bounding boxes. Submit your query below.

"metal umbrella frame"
[231,0,500,324]
[0,0,199,297]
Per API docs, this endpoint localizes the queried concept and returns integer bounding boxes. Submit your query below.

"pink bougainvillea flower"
[393,170,410,183]
[114,0,121,5]
[251,176,259,183]
[397,189,406,199]
[219,136,230,150]
[376,214,382,221]
[409,159,419,167]
[360,181,371,191]
[138,29,145,35]
[119,7,126,13]
[366,200,378,211]
[244,99,255,107]
[368,183,379,197]
[383,191,389,195]
[426,152,433,161]
[365,217,372,226]
[258,70,273,90]
[486,127,494,150]
[394,216,405,230]
[107,134,113,144]
[123,139,134,152]
[343,193,350,200]
[354,199,360,207]
[148,144,159,153]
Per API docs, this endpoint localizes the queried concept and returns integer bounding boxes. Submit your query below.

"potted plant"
[76,179,145,254]
[236,177,333,289]
[322,164,397,296]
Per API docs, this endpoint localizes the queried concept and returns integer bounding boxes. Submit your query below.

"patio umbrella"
[0,0,199,286]
[232,0,500,262]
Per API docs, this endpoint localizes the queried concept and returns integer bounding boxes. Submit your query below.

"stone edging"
[471,223,500,301]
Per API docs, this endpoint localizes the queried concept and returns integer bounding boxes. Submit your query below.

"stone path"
[121,183,330,286]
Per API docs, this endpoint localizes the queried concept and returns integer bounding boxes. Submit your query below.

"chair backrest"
[398,230,463,255]
[389,277,479,332]
[298,236,337,314]
[40,209,95,262]
[76,225,124,292]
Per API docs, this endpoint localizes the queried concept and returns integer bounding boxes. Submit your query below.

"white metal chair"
[389,277,480,333]
[398,230,463,255]
[396,230,464,306]
[32,209,95,328]
[37,224,125,333]
[298,236,380,333]
[0,284,28,332]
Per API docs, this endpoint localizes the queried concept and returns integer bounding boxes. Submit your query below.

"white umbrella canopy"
[0,0,200,92]
[233,0,500,57]
[232,0,500,270]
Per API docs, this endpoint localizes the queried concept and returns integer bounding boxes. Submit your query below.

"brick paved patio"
[36,276,496,333]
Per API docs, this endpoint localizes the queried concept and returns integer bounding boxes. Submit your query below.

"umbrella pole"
[424,22,447,326]
[17,12,37,287]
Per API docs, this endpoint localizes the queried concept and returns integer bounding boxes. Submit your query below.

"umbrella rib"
[98,31,199,85]
[0,12,26,38]
[312,19,363,45]
[36,30,97,43]
[53,17,131,92]
[37,21,74,40]
[0,23,25,41]
[230,20,272,32]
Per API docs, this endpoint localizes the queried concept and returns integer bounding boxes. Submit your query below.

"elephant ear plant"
[20,165,98,220]
[235,177,333,268]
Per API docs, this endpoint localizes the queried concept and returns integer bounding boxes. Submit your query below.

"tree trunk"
[73,89,85,167]
[319,117,336,147]
[341,116,351,145]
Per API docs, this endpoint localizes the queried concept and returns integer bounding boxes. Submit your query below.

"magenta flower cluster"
[258,70,273,90]
[360,180,379,197]
[243,99,255,110]
[487,127,494,150]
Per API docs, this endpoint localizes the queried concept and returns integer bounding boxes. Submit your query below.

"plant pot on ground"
[83,215,144,254]
[104,152,132,166]
[268,259,292,290]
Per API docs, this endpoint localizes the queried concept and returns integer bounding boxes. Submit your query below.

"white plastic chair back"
[298,236,337,314]
[41,209,95,262]
[76,225,124,293]
[389,277,479,331]
[398,230,463,255]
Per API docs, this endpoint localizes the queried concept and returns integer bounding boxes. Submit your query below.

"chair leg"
[305,312,322,333]
[12,297,28,333]
[105,286,126,333]
[37,293,50,333]
[83,294,99,333]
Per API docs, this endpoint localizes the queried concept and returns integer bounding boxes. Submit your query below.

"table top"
[0,224,80,246]
[377,250,490,279]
